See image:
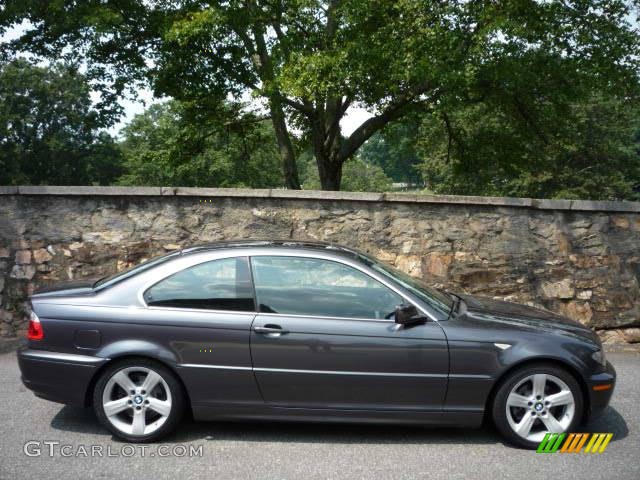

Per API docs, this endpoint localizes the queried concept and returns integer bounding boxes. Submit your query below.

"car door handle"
[254,325,289,336]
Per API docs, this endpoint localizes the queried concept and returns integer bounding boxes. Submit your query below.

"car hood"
[456,293,600,344]
[32,278,100,297]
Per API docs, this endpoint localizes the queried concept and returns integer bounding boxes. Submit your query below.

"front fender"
[496,338,593,384]
[443,330,597,412]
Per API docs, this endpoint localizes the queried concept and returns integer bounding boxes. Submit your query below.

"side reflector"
[592,384,613,392]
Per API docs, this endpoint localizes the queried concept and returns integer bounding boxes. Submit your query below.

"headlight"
[592,349,607,367]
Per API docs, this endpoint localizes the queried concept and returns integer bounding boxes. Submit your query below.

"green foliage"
[416,96,640,200]
[4,1,639,189]
[118,100,283,188]
[0,59,123,185]
[360,117,422,184]
[301,155,393,192]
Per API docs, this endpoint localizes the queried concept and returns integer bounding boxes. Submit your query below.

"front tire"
[492,363,584,449]
[93,358,186,442]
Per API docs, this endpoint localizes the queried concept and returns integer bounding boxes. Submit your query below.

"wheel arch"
[483,356,590,424]
[84,354,192,414]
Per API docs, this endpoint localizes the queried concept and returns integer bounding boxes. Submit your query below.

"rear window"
[143,256,254,311]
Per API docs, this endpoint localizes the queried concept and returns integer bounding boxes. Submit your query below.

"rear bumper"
[585,360,616,421]
[17,347,108,406]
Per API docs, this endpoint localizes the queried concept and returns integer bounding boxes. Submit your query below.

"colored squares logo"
[537,433,613,454]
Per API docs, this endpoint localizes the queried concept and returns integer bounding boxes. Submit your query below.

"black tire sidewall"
[93,358,185,443]
[492,363,584,449]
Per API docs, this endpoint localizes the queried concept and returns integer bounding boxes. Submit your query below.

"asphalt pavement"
[1,351,638,480]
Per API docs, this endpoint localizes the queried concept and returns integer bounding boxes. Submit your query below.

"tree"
[359,117,423,184]
[301,154,393,192]
[2,1,639,189]
[118,99,283,188]
[417,96,640,200]
[0,59,123,185]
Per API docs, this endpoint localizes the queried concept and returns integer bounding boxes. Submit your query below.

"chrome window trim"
[256,311,399,323]
[135,249,439,323]
[143,305,258,316]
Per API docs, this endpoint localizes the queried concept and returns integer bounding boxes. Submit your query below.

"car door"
[249,255,449,411]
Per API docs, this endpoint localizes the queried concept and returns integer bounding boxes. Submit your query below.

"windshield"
[94,251,181,289]
[357,253,454,317]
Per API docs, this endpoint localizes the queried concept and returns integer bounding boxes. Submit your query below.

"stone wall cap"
[569,200,640,212]
[383,193,535,208]
[2,185,639,213]
[170,187,272,197]
[270,189,384,201]
[15,185,163,196]
[530,198,574,210]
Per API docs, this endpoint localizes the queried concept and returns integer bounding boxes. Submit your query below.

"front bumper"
[585,360,616,421]
[17,347,108,406]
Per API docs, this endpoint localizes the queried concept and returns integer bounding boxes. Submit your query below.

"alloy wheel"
[101,366,173,436]
[505,373,575,443]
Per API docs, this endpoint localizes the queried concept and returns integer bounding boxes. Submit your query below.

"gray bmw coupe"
[18,240,615,448]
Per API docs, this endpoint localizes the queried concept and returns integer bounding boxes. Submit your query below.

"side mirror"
[394,304,427,325]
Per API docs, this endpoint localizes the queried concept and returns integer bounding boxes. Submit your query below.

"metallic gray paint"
[18,241,615,428]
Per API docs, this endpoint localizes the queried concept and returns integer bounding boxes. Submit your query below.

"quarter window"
[143,257,254,311]
[250,256,404,319]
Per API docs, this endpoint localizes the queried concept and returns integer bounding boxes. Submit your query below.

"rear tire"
[492,363,584,449]
[93,358,185,442]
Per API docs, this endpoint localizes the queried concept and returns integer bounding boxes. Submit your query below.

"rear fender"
[96,339,179,366]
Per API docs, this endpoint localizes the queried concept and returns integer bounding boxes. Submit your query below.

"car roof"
[179,239,363,260]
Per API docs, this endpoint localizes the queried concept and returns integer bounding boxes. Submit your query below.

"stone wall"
[1,186,639,344]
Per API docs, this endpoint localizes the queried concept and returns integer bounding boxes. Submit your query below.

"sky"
[109,91,373,137]
[1,21,373,138]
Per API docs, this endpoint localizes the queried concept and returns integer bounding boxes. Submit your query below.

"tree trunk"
[316,155,342,190]
[269,98,301,190]
[310,115,343,191]
[308,92,418,191]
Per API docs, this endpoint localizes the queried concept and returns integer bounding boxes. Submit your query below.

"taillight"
[27,311,44,340]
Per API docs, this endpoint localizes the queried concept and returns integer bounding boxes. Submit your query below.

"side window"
[144,257,254,312]
[250,256,404,319]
